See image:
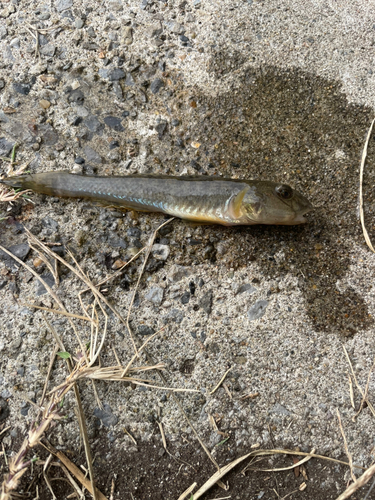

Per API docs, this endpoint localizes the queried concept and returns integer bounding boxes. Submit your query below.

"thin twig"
[26,228,135,356]
[210,367,233,395]
[24,303,97,324]
[359,117,375,253]
[0,241,89,365]
[39,345,59,407]
[133,338,220,471]
[178,482,197,500]
[43,454,56,500]
[343,346,375,419]
[125,217,175,356]
[40,441,108,500]
[335,462,375,500]
[336,410,355,483]
[0,427,11,438]
[348,374,355,409]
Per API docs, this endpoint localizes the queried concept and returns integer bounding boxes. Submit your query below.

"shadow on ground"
[186,65,375,336]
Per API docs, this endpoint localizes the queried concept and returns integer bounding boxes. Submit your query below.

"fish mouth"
[293,205,314,224]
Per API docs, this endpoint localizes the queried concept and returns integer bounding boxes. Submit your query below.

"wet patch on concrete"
[187,65,375,336]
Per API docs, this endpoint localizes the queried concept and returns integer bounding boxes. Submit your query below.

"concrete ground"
[1,0,375,498]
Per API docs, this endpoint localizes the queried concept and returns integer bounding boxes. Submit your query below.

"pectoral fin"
[229,186,250,219]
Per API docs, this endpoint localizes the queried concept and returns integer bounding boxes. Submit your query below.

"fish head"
[242,181,313,225]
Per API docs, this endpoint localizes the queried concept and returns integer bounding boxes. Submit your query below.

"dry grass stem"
[39,345,59,407]
[43,317,99,500]
[23,303,97,323]
[123,428,137,445]
[1,444,7,466]
[222,383,232,400]
[36,459,85,498]
[343,346,375,420]
[0,187,31,203]
[0,409,60,499]
[137,341,220,470]
[0,241,90,365]
[109,478,115,500]
[25,228,135,356]
[158,422,167,450]
[124,217,175,356]
[121,328,163,377]
[356,363,375,421]
[246,448,315,473]
[245,449,365,470]
[348,374,355,409]
[210,367,233,395]
[336,410,356,483]
[96,246,146,287]
[42,315,66,351]
[206,497,231,500]
[40,441,108,500]
[191,451,252,499]
[336,462,375,500]
[0,250,107,500]
[0,427,11,438]
[2,216,232,498]
[177,482,197,500]
[73,384,98,500]
[188,447,367,500]
[359,117,375,253]
[59,462,85,499]
[43,454,56,500]
[29,241,60,286]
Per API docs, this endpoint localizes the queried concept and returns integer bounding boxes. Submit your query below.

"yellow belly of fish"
[168,205,229,224]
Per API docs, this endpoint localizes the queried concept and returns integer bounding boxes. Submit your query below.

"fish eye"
[275,184,293,200]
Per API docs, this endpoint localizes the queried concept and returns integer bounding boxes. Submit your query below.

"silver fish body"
[1,171,313,225]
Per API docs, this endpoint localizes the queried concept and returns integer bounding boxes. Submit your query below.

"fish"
[0,171,313,226]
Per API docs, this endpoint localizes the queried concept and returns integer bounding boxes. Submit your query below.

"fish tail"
[1,174,35,190]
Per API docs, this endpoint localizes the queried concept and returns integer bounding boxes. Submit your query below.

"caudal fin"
[1,175,32,189]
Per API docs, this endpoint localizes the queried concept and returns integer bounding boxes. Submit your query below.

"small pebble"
[168,265,190,282]
[33,257,44,268]
[93,404,118,427]
[98,68,125,81]
[84,115,102,133]
[137,325,155,336]
[125,73,135,86]
[36,273,56,296]
[236,284,257,295]
[162,308,184,324]
[0,244,30,271]
[12,82,31,95]
[84,146,102,164]
[151,244,170,261]
[104,116,124,131]
[247,300,269,321]
[145,287,164,306]
[200,290,213,314]
[39,99,51,109]
[0,137,14,156]
[122,26,133,45]
[150,78,164,94]
[55,0,73,11]
[75,18,85,29]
